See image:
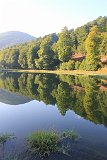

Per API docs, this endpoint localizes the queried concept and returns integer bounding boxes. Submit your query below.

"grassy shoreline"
[0,68,107,76]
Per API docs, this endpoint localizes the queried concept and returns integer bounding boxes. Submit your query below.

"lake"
[0,72,107,160]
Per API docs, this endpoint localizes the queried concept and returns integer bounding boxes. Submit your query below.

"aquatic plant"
[0,134,15,145]
[27,130,78,157]
[27,131,59,157]
[61,130,78,140]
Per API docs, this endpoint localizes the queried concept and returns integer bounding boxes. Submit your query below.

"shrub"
[60,60,75,70]
[79,54,101,71]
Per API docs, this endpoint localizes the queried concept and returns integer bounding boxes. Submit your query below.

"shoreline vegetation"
[1,68,107,76]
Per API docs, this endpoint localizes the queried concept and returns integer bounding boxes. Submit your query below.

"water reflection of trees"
[0,73,107,127]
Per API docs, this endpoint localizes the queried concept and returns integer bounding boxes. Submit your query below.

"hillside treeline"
[0,16,107,71]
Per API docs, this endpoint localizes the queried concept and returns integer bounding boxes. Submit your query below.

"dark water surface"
[0,72,107,160]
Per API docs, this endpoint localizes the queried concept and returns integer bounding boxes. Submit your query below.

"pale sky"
[0,0,107,37]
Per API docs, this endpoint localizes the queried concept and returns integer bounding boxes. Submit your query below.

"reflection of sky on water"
[0,98,107,157]
[0,100,107,141]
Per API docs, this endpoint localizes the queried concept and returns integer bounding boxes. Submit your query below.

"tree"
[36,34,58,70]
[85,26,102,55]
[84,26,101,71]
[18,48,28,68]
[7,49,19,68]
[75,25,89,54]
[52,82,72,115]
[69,29,77,52]
[28,39,41,69]
[56,27,72,62]
[27,48,35,69]
[99,33,107,55]
[96,16,107,32]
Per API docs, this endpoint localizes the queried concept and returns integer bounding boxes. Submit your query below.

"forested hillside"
[0,31,36,49]
[0,16,107,71]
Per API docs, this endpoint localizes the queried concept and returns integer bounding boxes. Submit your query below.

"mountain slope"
[0,31,36,49]
[0,89,32,105]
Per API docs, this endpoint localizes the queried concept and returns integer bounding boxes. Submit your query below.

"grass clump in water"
[0,134,15,145]
[61,131,78,140]
[27,131,59,157]
[27,130,78,157]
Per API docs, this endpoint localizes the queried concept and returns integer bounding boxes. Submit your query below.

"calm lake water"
[0,72,107,160]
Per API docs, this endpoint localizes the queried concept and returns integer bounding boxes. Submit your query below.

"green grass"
[27,131,59,157]
[27,130,78,157]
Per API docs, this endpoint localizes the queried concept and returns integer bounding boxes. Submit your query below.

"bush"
[79,54,101,71]
[60,60,75,70]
